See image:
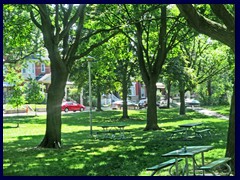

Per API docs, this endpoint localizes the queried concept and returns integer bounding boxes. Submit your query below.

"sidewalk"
[189,107,229,120]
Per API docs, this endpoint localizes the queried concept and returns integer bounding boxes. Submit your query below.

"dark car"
[61,101,85,112]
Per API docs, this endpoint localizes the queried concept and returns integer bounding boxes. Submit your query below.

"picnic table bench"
[146,158,183,176]
[197,157,232,176]
[169,122,211,140]
[195,129,211,138]
[170,129,185,139]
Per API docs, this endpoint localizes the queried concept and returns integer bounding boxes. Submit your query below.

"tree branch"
[176,4,235,51]
[210,4,235,31]
[73,31,120,60]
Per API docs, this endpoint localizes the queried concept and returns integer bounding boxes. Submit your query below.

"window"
[41,63,45,73]
[130,82,136,96]
[31,63,35,74]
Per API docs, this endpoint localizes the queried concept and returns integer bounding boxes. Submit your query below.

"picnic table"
[162,145,214,176]
[96,124,129,139]
[178,122,203,139]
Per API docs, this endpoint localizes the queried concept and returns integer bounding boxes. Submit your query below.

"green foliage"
[5,68,26,109]
[25,79,45,104]
[3,108,229,175]
[3,4,44,63]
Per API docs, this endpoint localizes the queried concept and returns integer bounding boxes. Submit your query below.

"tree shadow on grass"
[3,125,19,129]
[3,108,229,176]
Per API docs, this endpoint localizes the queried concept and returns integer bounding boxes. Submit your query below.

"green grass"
[3,108,229,176]
[203,105,230,116]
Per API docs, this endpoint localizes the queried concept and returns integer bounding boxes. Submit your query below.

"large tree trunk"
[166,80,171,108]
[179,90,186,115]
[96,84,102,111]
[226,82,235,173]
[144,82,160,130]
[122,77,129,119]
[38,63,68,148]
[207,79,212,105]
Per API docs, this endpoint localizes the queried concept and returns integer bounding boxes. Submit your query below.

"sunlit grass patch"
[3,107,229,176]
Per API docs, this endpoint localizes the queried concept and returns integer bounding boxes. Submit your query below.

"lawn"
[3,108,229,176]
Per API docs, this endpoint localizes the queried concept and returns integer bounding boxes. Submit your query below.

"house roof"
[156,82,165,89]
[38,73,74,86]
[38,73,51,84]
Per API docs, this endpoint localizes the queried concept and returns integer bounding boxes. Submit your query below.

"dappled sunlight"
[3,107,230,176]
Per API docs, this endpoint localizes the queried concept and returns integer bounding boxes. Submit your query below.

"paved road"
[3,106,229,120]
[188,107,229,120]
[3,106,111,118]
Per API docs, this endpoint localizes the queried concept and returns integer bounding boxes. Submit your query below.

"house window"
[22,68,26,74]
[31,63,35,74]
[41,63,45,73]
[130,83,136,96]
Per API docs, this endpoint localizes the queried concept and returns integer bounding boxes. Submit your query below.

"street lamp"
[87,56,94,136]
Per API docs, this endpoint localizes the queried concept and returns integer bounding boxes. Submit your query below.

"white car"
[185,99,200,107]
[112,100,138,110]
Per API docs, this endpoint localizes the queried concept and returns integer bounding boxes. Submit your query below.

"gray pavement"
[188,107,229,120]
[3,106,229,120]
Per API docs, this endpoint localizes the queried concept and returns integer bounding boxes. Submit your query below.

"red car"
[61,101,85,112]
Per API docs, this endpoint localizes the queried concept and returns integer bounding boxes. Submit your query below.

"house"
[3,55,51,103]
[101,82,166,106]
[129,82,166,103]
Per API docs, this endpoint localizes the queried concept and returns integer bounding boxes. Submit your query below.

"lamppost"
[87,56,94,136]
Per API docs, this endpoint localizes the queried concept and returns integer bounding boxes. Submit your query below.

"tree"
[28,4,119,148]
[107,34,137,119]
[121,4,191,130]
[25,78,45,116]
[177,4,235,173]
[5,67,26,127]
[3,4,44,64]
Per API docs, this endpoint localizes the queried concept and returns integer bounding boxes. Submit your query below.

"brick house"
[3,55,51,103]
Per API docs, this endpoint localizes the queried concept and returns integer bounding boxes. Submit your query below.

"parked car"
[138,99,148,109]
[112,100,138,110]
[185,98,200,107]
[138,98,163,109]
[61,101,85,112]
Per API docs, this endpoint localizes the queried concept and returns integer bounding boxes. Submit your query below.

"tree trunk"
[179,90,186,115]
[96,84,102,111]
[16,106,19,128]
[207,79,212,105]
[166,80,171,108]
[122,77,129,119]
[38,70,68,148]
[144,82,160,130]
[225,82,235,173]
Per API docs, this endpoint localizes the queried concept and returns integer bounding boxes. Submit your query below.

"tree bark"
[38,68,68,148]
[144,82,160,130]
[166,80,171,108]
[226,82,235,173]
[96,84,103,111]
[179,90,186,115]
[122,76,129,119]
[177,4,235,51]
